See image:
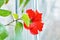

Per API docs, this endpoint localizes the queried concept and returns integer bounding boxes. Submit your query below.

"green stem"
[34,35,37,40]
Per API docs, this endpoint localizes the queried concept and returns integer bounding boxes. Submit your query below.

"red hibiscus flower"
[24,9,44,35]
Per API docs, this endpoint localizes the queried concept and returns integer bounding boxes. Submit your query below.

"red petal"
[26,9,35,20]
[29,22,38,35]
[30,21,44,31]
[29,22,37,29]
[30,28,38,35]
[32,10,42,22]
[36,21,44,31]
[24,23,30,29]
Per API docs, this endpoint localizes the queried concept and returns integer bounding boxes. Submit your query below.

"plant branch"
[5,18,21,26]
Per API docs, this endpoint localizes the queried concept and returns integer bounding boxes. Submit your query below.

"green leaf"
[0,0,4,7]
[23,0,30,7]
[15,21,23,40]
[5,0,9,4]
[22,9,24,13]
[19,0,24,6]
[0,37,3,40]
[15,21,23,34]
[0,9,11,17]
[21,14,30,26]
[0,23,8,39]
[12,14,18,20]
